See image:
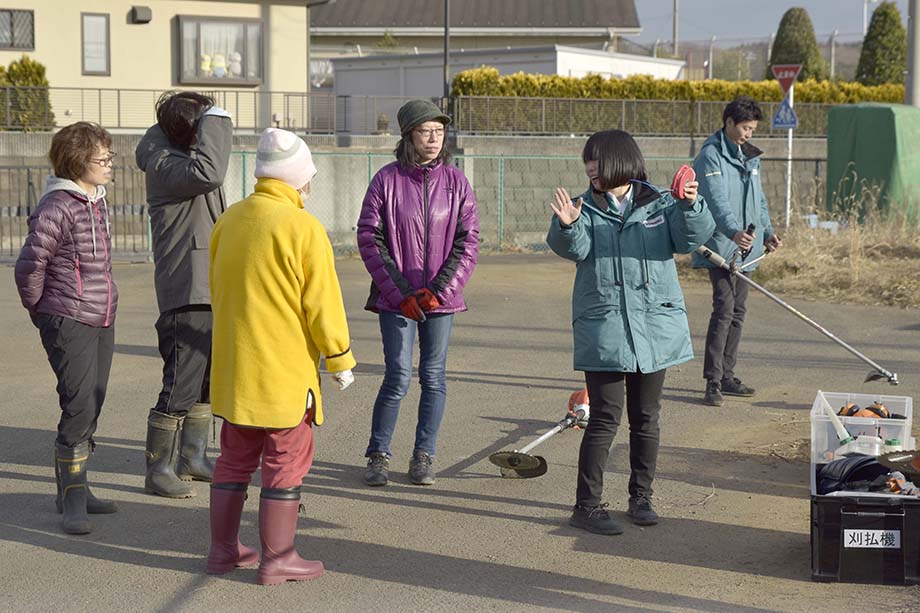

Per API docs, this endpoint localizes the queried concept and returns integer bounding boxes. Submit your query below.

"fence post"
[241,153,247,199]
[498,157,504,252]
[367,152,373,185]
[620,99,626,130]
[117,89,121,128]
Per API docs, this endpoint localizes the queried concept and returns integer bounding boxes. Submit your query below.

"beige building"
[0,0,330,131]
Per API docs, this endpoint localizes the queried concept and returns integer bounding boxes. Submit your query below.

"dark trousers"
[576,369,666,507]
[703,267,750,384]
[153,305,212,416]
[32,313,115,448]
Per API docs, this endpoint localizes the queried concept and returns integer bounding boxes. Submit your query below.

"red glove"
[415,288,441,312]
[399,295,426,322]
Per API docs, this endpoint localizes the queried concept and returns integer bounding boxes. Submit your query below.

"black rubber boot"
[144,410,194,498]
[54,442,117,515]
[176,402,215,483]
[55,442,92,535]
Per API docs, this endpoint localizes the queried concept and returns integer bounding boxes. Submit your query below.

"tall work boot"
[206,483,260,575]
[176,402,215,482]
[55,441,117,515]
[256,487,324,586]
[54,442,92,535]
[144,410,194,498]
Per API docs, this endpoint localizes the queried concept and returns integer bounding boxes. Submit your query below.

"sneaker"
[703,380,723,406]
[721,377,755,397]
[568,503,624,535]
[408,449,435,485]
[364,453,389,486]
[627,496,659,526]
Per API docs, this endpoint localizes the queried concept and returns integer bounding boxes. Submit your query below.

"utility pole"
[908,0,920,106]
[672,0,679,55]
[707,36,716,79]
[829,29,838,80]
[443,0,450,108]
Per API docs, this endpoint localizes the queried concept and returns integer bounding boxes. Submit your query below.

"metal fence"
[454,97,833,138]
[0,87,841,138]
[0,152,825,262]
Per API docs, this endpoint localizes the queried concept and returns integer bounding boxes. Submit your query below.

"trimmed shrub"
[0,55,55,131]
[766,8,828,81]
[856,1,907,86]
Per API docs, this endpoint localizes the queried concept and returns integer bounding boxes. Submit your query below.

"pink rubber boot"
[206,484,260,574]
[256,487,324,586]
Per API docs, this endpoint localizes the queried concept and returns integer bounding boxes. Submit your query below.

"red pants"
[212,415,315,489]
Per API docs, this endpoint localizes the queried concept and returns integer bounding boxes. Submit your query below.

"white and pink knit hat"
[254,128,317,189]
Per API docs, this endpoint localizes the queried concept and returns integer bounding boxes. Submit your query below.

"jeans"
[365,311,453,458]
[153,305,212,416]
[703,268,750,383]
[576,369,666,507]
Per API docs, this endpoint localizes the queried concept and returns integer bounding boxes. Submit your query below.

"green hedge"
[450,68,903,135]
[451,67,904,103]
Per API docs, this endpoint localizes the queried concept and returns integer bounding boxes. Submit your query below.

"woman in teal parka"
[547,130,715,536]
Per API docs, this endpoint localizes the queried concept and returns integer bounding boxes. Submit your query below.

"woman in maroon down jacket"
[357,99,479,487]
[15,122,119,535]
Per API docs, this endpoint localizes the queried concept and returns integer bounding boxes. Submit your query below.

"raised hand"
[550,187,583,226]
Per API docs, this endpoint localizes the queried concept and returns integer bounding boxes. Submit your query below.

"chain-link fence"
[0,152,825,261]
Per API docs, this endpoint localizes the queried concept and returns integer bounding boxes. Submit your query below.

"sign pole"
[786,82,793,228]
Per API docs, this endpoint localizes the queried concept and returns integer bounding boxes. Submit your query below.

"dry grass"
[677,177,920,309]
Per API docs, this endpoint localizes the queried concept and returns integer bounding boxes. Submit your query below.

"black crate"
[811,494,920,584]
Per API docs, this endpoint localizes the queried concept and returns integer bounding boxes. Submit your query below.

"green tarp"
[827,103,920,223]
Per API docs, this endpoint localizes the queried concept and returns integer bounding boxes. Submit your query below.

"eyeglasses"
[415,128,445,139]
[90,153,117,167]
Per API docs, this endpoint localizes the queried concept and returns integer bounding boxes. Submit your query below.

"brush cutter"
[489,389,590,479]
[696,245,899,385]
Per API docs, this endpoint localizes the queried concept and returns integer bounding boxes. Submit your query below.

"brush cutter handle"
[517,425,564,455]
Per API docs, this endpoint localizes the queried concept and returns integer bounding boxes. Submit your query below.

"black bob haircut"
[582,130,648,191]
[156,91,215,151]
[722,96,764,127]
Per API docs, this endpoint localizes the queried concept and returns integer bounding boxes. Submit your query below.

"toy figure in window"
[200,54,212,77]
[229,52,242,78]
[212,53,227,78]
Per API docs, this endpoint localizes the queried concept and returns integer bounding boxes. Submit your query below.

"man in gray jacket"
[136,91,232,497]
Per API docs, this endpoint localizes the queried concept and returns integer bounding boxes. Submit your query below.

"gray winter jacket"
[135,110,232,313]
[15,177,118,327]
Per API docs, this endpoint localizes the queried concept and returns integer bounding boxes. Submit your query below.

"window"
[82,13,110,76]
[0,9,33,50]
[178,16,262,85]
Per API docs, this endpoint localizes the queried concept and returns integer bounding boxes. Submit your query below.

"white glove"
[332,369,354,391]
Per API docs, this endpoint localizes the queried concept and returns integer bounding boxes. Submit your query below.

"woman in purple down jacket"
[357,99,479,487]
[15,122,119,535]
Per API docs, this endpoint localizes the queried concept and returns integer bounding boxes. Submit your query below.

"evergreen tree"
[766,8,828,81]
[855,2,906,85]
[1,55,55,130]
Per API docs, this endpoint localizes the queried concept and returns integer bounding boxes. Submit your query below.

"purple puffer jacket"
[357,160,479,313]
[15,178,118,327]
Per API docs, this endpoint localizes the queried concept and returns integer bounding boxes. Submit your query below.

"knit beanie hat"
[254,128,317,189]
[397,99,452,135]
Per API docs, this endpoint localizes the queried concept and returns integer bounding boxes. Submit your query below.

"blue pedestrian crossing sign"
[772,97,798,130]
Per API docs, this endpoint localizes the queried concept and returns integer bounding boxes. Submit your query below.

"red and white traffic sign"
[771,64,802,94]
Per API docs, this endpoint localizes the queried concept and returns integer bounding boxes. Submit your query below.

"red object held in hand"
[671,164,696,200]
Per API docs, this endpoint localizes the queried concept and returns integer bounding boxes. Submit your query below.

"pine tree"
[766,8,828,81]
[855,2,906,85]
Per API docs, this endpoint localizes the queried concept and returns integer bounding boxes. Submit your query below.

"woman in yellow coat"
[207,128,356,586]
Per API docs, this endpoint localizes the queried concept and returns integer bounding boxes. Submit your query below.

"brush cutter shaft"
[518,425,564,455]
[696,246,898,385]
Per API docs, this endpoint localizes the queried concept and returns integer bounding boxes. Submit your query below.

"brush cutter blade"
[500,457,549,479]
[489,450,544,471]
[877,450,920,478]
[865,370,899,385]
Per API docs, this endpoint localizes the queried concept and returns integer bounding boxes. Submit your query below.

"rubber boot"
[256,487,324,586]
[176,402,215,482]
[54,442,117,515]
[206,483,260,575]
[144,410,194,498]
[55,442,92,535]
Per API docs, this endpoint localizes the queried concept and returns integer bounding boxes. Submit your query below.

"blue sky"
[634,0,909,45]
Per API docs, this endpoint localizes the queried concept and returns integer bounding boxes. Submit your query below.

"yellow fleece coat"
[209,178,356,428]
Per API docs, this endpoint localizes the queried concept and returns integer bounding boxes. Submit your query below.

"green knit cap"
[397,99,452,135]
